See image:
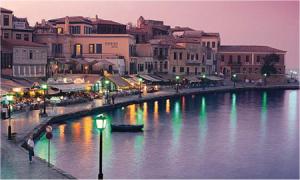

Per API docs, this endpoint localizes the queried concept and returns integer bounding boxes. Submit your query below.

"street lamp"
[263,73,267,86]
[290,70,293,79]
[95,114,107,180]
[175,75,180,93]
[201,74,206,90]
[6,94,14,140]
[232,74,237,87]
[41,84,48,116]
[138,78,143,98]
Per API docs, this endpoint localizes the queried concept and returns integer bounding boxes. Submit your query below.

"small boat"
[111,124,144,132]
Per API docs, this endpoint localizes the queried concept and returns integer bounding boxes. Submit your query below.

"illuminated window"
[74,44,82,56]
[57,27,63,34]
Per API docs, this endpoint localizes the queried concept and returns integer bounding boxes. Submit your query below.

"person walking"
[27,135,35,163]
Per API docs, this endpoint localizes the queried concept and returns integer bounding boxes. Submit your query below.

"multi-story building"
[1,39,48,78]
[127,16,171,44]
[0,7,33,41]
[169,40,209,75]
[217,45,286,79]
[34,16,136,75]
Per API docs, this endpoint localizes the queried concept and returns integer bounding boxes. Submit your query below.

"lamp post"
[201,74,206,90]
[6,94,13,140]
[232,74,237,87]
[175,75,180,93]
[138,78,143,98]
[263,73,267,86]
[95,114,107,180]
[41,84,48,116]
[104,80,110,104]
[290,70,293,79]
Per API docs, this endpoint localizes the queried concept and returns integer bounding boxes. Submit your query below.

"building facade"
[0,7,33,42]
[34,16,136,75]
[1,39,48,78]
[217,45,286,79]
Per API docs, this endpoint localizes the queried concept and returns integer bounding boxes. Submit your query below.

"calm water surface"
[36,90,299,179]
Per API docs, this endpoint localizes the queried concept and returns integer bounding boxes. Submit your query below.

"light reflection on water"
[35,90,299,179]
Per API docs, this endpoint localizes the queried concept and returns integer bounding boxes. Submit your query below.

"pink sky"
[2,1,299,69]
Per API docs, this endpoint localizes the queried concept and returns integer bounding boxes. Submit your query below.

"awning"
[139,74,161,82]
[50,83,91,92]
[148,74,169,82]
[206,76,224,81]
[106,75,132,89]
[185,76,201,83]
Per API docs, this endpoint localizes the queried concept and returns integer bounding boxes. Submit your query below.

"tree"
[260,54,279,76]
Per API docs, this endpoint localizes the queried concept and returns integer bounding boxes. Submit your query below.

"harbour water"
[35,90,299,179]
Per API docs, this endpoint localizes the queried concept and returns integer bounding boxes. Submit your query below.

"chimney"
[64,16,70,34]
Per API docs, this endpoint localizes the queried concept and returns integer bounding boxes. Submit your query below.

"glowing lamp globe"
[176,76,180,80]
[41,84,48,90]
[95,114,107,131]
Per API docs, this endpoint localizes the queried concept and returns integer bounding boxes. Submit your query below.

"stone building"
[0,7,33,41]
[217,45,286,79]
[1,39,48,78]
[127,16,171,44]
[33,16,136,75]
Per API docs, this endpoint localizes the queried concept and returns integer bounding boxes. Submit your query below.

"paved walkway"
[1,135,73,179]
[1,83,298,179]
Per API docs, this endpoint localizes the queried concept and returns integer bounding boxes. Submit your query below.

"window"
[246,55,249,63]
[256,56,260,63]
[218,41,220,47]
[202,67,205,73]
[229,55,233,64]
[207,42,210,48]
[173,67,176,73]
[154,48,158,56]
[84,26,92,34]
[89,44,95,54]
[202,55,205,64]
[174,52,177,60]
[4,15,9,26]
[4,33,9,39]
[187,67,190,75]
[29,50,33,59]
[16,34,22,40]
[74,44,82,56]
[159,48,163,56]
[24,34,29,41]
[164,61,168,69]
[52,44,63,55]
[238,55,241,64]
[212,42,216,48]
[180,67,184,73]
[195,67,198,74]
[96,44,102,54]
[57,27,63,34]
[187,53,190,60]
[164,48,168,57]
[179,52,182,60]
[191,54,194,60]
[202,42,205,47]
[196,54,199,60]
[221,55,224,62]
[70,26,81,34]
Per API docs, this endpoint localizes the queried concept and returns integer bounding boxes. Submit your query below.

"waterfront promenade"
[1,83,299,179]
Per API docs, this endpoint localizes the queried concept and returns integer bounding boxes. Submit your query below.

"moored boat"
[111,124,143,132]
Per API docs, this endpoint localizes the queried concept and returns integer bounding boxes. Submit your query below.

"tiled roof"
[219,45,286,53]
[2,39,47,48]
[182,31,220,38]
[48,16,92,24]
[92,19,124,26]
[0,7,13,13]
